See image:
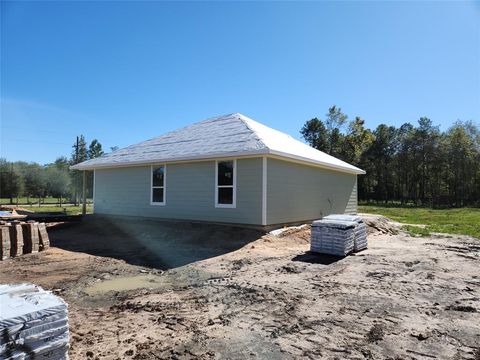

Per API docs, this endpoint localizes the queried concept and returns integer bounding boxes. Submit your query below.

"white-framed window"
[215,159,236,208]
[151,165,166,205]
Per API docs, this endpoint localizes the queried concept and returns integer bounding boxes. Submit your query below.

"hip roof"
[71,113,365,175]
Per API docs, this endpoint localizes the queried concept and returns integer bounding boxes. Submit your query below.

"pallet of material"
[38,222,50,250]
[8,223,24,257]
[21,222,40,254]
[323,214,368,251]
[0,221,50,260]
[311,219,356,256]
[0,283,69,360]
[1,227,11,260]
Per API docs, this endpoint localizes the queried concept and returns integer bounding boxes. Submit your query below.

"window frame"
[215,159,236,208]
[150,164,166,206]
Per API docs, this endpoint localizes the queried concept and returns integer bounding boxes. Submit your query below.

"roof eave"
[267,150,366,175]
[71,149,366,175]
[69,149,271,170]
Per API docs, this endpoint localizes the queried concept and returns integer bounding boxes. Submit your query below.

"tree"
[341,117,374,165]
[54,156,70,170]
[325,105,348,156]
[413,117,440,205]
[300,118,329,152]
[360,124,397,203]
[0,159,23,204]
[45,165,70,206]
[88,139,104,159]
[21,163,46,205]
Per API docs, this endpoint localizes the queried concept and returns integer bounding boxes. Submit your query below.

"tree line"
[2,111,479,208]
[0,136,105,205]
[301,106,480,207]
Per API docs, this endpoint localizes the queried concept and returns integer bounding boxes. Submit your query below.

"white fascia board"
[69,150,270,171]
[71,149,365,175]
[267,150,366,175]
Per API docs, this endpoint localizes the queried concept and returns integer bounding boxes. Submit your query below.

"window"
[215,160,236,208]
[151,165,166,205]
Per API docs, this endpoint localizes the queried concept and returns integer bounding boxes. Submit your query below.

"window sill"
[150,202,166,206]
[215,204,236,209]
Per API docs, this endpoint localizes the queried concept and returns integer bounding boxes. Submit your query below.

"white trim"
[93,169,96,213]
[262,157,267,225]
[71,150,268,170]
[150,164,166,206]
[215,159,236,208]
[71,150,364,175]
[267,150,365,175]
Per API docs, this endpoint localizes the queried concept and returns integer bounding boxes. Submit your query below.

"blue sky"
[1,1,479,164]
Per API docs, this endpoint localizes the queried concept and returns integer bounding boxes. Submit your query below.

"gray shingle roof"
[71,113,365,174]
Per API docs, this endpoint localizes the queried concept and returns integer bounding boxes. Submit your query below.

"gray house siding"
[266,158,357,225]
[94,158,263,225]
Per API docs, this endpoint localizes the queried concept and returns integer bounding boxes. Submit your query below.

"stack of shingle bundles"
[323,214,368,252]
[21,222,39,254]
[1,226,11,260]
[9,222,24,257]
[0,284,69,360]
[311,219,356,256]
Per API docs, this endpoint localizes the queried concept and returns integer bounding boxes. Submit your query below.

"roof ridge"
[236,114,270,151]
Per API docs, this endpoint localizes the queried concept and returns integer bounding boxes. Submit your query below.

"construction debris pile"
[311,214,368,256]
[0,221,50,260]
[0,284,69,360]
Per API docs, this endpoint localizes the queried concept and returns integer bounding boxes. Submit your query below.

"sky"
[1,1,479,164]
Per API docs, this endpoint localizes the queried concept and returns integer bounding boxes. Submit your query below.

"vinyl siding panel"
[266,158,358,225]
[94,158,263,224]
[345,177,357,214]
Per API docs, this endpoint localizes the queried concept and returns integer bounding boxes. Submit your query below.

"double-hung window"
[151,165,166,205]
[215,160,236,208]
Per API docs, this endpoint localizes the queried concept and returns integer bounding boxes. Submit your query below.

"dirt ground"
[0,216,479,359]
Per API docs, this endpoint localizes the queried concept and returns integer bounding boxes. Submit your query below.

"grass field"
[25,205,94,215]
[0,197,67,205]
[359,205,480,238]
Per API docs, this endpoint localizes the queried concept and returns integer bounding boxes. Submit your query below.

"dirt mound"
[275,224,311,242]
[359,214,400,235]
[270,214,399,240]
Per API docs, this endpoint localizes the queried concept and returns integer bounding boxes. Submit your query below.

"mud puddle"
[85,274,164,295]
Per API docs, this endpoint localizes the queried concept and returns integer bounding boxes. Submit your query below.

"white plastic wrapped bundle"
[323,214,368,251]
[311,220,356,256]
[0,284,69,360]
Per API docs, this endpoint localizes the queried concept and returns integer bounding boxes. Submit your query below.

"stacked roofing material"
[311,219,356,256]
[0,284,69,360]
[0,221,49,261]
[311,214,368,256]
[323,214,368,252]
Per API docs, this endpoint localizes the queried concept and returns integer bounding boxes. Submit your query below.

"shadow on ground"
[291,251,341,265]
[49,215,264,270]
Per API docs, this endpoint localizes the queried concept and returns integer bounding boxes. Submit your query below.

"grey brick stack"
[21,222,40,254]
[0,227,11,260]
[8,223,24,257]
[38,223,50,251]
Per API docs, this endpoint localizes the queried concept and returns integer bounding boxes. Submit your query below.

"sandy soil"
[0,216,479,359]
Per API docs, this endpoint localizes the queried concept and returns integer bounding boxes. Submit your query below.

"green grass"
[0,197,68,205]
[25,205,93,215]
[359,205,480,238]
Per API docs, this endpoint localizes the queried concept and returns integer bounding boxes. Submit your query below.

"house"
[71,113,365,226]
